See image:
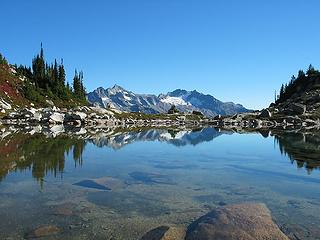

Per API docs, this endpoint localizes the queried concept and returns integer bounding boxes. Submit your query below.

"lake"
[0,127,319,239]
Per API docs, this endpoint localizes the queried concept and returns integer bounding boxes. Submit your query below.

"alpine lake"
[0,126,319,239]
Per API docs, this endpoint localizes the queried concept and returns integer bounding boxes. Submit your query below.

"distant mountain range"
[87,85,251,117]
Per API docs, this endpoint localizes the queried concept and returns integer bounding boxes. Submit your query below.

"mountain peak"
[111,84,125,91]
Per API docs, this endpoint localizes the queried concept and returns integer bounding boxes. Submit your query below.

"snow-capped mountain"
[87,85,251,117]
[159,89,250,116]
[87,85,168,114]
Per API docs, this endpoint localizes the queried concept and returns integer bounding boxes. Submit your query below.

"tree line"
[276,64,320,104]
[14,44,86,104]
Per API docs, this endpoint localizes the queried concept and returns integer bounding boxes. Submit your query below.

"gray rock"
[259,109,272,118]
[45,100,55,106]
[0,99,12,110]
[65,111,87,122]
[49,125,65,135]
[287,103,306,115]
[49,112,65,124]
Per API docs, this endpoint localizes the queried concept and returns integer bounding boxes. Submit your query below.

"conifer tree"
[307,64,315,76]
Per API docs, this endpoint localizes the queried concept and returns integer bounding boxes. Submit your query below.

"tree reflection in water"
[273,130,320,173]
[0,133,86,186]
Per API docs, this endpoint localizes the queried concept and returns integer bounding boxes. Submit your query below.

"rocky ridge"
[87,85,251,117]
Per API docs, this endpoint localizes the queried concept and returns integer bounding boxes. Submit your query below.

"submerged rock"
[185,203,289,240]
[73,177,125,191]
[129,171,174,185]
[74,179,111,190]
[140,226,185,240]
[25,225,61,239]
[52,202,77,216]
[140,226,169,240]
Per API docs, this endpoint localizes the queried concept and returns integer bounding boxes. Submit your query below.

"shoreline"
[1,105,319,131]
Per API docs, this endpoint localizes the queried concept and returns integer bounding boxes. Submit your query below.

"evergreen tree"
[279,84,284,100]
[58,59,65,85]
[32,43,46,88]
[73,70,86,101]
[307,64,316,76]
[298,70,305,79]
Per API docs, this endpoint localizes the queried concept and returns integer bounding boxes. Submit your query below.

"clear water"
[0,127,319,239]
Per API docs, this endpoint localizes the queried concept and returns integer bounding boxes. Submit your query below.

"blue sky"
[1,0,320,109]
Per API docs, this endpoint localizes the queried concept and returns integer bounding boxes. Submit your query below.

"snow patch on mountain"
[160,96,190,106]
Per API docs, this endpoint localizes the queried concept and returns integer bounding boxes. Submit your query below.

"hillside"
[271,65,320,118]
[0,58,30,112]
[0,48,87,113]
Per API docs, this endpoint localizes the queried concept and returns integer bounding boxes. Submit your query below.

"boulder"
[140,226,185,240]
[45,100,55,106]
[49,112,65,124]
[0,99,12,110]
[32,112,42,122]
[185,203,289,240]
[49,125,65,135]
[6,111,20,119]
[259,109,272,118]
[286,103,306,115]
[64,111,87,122]
[21,108,42,121]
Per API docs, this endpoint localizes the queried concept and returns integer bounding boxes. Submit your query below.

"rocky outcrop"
[185,203,289,240]
[284,103,306,115]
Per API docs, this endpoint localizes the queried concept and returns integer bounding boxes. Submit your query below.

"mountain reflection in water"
[0,127,319,184]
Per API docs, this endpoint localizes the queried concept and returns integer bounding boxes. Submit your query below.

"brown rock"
[52,202,76,216]
[140,226,185,240]
[185,203,289,240]
[94,176,125,190]
[25,225,61,239]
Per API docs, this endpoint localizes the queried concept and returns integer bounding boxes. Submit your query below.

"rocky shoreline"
[0,105,209,128]
[1,103,319,131]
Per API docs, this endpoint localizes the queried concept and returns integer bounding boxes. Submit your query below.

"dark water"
[0,127,319,239]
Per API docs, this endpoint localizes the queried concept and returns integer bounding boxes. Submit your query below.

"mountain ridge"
[87,85,251,117]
